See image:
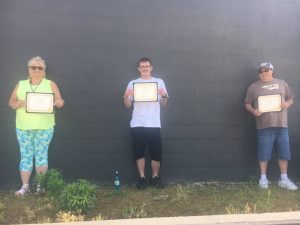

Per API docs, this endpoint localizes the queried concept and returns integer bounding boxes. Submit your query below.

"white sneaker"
[259,178,270,189]
[278,178,298,190]
[36,184,45,194]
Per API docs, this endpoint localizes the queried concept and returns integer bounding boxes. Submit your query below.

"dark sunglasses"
[29,66,44,71]
[258,68,270,73]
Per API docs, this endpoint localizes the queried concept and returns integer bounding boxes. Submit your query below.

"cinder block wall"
[1,0,300,187]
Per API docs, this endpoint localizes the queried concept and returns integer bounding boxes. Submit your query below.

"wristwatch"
[162,94,168,99]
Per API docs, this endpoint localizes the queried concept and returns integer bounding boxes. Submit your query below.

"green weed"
[59,179,97,214]
[171,184,191,202]
[45,169,65,197]
[225,202,257,214]
[247,175,259,188]
[121,204,147,219]
[0,200,5,223]
[33,168,64,197]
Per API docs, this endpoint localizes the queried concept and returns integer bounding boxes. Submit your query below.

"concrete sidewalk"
[30,211,300,225]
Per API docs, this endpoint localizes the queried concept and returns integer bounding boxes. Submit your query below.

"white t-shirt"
[126,77,168,128]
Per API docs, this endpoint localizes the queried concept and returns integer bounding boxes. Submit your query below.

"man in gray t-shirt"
[245,62,297,190]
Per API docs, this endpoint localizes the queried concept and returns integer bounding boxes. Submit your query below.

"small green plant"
[226,202,258,214]
[247,175,259,188]
[244,202,257,214]
[45,169,65,197]
[33,169,64,196]
[92,213,103,221]
[225,204,241,214]
[266,189,271,203]
[59,179,97,214]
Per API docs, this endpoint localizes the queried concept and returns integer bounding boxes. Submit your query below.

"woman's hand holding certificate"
[26,92,54,113]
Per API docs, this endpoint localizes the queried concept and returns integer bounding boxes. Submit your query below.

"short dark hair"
[138,57,152,66]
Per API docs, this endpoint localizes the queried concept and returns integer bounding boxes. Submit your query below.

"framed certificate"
[133,82,158,102]
[26,92,54,113]
[258,94,282,113]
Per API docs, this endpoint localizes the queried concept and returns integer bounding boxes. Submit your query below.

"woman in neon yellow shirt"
[8,56,64,196]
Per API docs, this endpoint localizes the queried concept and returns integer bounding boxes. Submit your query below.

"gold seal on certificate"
[258,94,282,113]
[133,82,158,102]
[26,92,54,113]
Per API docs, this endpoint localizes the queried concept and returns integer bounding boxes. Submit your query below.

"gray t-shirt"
[245,78,293,130]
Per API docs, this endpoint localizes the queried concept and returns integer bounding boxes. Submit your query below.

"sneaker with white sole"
[36,183,45,194]
[278,178,298,190]
[259,178,270,189]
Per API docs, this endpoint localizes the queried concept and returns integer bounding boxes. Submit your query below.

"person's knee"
[35,158,48,168]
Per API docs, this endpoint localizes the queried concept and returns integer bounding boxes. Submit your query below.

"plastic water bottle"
[114,170,121,190]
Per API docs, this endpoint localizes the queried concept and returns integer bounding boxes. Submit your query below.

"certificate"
[133,82,158,102]
[26,92,54,113]
[258,94,282,113]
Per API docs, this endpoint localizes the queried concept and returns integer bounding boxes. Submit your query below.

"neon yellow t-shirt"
[16,79,55,130]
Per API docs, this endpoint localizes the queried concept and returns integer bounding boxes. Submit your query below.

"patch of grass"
[171,184,192,202]
[121,204,147,219]
[226,202,257,214]
[247,175,259,188]
[56,211,85,222]
[0,200,5,223]
[1,182,300,224]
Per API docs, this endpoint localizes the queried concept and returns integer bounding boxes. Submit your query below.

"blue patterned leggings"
[16,128,54,171]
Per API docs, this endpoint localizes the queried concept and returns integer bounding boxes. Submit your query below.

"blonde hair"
[28,56,46,69]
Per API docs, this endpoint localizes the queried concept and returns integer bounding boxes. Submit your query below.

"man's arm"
[123,89,133,108]
[158,88,168,107]
[281,98,293,109]
[160,94,168,107]
[245,103,262,117]
[123,96,133,108]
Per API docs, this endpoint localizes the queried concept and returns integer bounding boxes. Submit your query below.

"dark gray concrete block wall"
[1,0,300,187]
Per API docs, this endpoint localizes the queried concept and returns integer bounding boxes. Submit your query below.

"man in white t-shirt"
[124,57,168,190]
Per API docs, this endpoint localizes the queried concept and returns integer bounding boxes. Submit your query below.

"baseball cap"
[258,62,274,71]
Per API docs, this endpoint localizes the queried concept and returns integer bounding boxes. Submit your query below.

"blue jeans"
[257,127,291,161]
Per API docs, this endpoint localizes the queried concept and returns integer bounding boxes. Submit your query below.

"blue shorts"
[257,127,291,161]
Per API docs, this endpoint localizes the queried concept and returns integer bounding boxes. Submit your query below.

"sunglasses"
[29,66,44,71]
[258,68,270,73]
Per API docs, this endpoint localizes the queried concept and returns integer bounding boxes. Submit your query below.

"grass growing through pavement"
[1,181,300,224]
